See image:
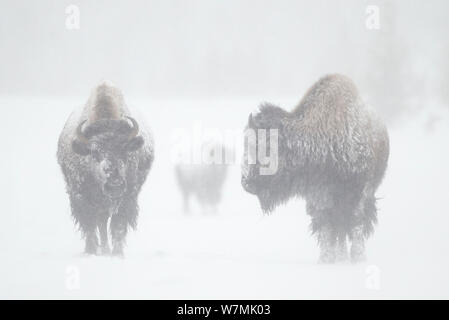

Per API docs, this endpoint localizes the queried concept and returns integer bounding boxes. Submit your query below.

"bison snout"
[241,175,258,195]
[103,178,127,199]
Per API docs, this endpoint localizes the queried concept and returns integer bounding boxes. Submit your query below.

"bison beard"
[241,74,389,263]
[57,82,153,256]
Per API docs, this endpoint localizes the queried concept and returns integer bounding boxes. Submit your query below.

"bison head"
[241,104,292,213]
[72,116,144,199]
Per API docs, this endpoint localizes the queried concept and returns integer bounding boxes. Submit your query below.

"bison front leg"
[308,202,337,263]
[110,214,127,257]
[84,232,99,255]
[110,198,137,257]
[98,214,111,255]
[71,198,99,255]
[80,219,98,255]
[182,191,191,215]
[317,224,337,264]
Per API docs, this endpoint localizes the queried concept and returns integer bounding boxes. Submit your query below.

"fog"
[0,0,448,299]
[2,1,448,109]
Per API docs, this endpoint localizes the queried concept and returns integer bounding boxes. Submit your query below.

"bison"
[175,143,229,214]
[241,74,389,263]
[57,82,154,256]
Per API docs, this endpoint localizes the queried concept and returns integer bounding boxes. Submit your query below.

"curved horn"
[248,113,254,126]
[126,116,139,139]
[76,120,88,143]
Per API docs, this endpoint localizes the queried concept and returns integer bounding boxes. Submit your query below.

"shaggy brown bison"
[57,82,154,256]
[241,74,389,263]
[175,143,229,214]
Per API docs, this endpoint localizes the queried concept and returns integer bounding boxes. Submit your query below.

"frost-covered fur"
[57,82,154,256]
[241,74,389,263]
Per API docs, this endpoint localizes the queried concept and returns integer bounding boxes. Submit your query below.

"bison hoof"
[112,247,124,258]
[350,252,366,264]
[350,247,366,263]
[84,244,98,255]
[318,252,336,264]
[336,249,349,262]
[100,246,111,256]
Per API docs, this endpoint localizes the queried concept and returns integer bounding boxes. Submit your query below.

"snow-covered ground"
[0,96,448,299]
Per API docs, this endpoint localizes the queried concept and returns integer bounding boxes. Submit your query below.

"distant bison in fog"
[241,74,389,263]
[57,82,154,256]
[175,144,229,214]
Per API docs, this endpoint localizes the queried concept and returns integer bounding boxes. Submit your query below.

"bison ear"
[126,136,144,152]
[72,139,90,156]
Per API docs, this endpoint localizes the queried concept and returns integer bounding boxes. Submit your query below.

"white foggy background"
[0,0,448,299]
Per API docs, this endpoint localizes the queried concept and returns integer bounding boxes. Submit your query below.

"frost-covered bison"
[57,82,154,256]
[241,74,389,263]
[175,143,229,214]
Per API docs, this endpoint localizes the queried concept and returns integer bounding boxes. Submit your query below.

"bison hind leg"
[349,225,366,263]
[348,193,378,263]
[361,195,378,238]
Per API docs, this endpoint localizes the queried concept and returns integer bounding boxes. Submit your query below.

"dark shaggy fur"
[241,74,389,263]
[57,82,154,256]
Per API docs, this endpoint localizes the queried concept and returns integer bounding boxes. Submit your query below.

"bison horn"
[126,116,139,139]
[248,113,254,126]
[76,120,89,143]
